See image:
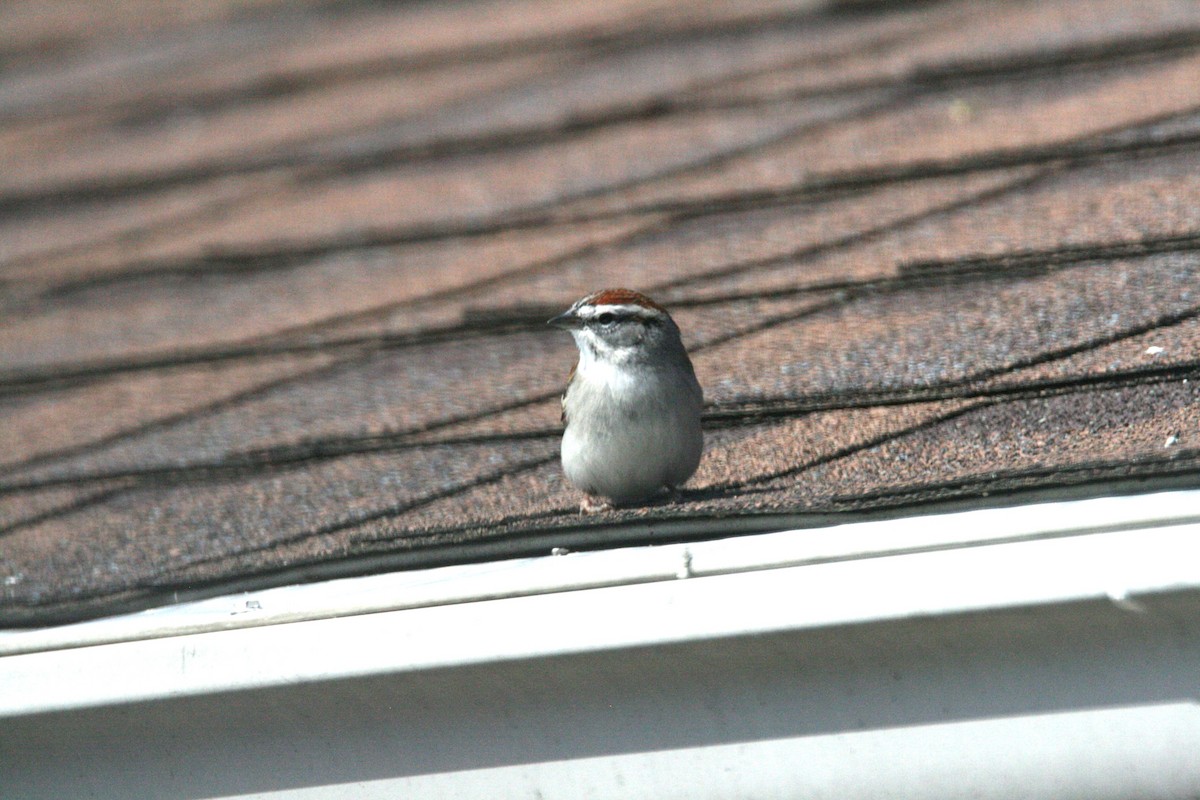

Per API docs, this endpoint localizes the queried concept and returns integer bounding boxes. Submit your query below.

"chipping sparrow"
[548,289,704,512]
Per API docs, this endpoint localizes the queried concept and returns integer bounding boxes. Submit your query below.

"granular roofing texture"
[4,0,1200,625]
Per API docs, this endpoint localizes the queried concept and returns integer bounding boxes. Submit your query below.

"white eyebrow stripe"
[581,303,662,320]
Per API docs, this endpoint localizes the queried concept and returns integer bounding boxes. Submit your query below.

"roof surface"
[4,0,1200,626]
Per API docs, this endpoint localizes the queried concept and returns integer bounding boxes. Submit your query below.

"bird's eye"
[596,312,615,324]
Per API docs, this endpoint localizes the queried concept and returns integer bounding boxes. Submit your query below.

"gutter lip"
[0,487,1198,661]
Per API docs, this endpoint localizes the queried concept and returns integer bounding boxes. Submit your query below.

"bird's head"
[548,288,684,367]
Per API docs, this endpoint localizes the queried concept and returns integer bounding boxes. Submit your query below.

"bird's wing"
[561,361,577,424]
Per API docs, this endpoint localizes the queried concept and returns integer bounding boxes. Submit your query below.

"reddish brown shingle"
[4,0,1200,625]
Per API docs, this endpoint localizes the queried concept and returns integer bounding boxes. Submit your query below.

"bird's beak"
[547,310,582,330]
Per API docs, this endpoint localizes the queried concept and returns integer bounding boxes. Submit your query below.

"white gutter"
[3,489,1200,799]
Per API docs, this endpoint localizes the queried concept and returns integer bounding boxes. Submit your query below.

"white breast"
[561,360,703,503]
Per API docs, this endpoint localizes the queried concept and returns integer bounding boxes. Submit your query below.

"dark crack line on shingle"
[276,8,964,188]
[0,177,297,316]
[450,98,1200,233]
[497,94,916,243]
[0,5,928,218]
[4,354,1199,498]
[896,232,1200,278]
[0,5,633,123]
[684,370,1197,499]
[0,163,1039,480]
[21,1,905,128]
[5,222,1200,488]
[4,15,1198,219]
[9,66,1195,312]
[0,217,673,396]
[0,297,854,495]
[672,238,1200,401]
[273,435,1200,575]
[12,14,945,290]
[137,452,562,597]
[16,92,1200,322]
[2,149,1186,399]
[821,445,1200,512]
[1,225,1196,531]
[100,40,579,132]
[104,5,939,176]
[0,330,396,398]
[0,13,353,127]
[0,391,565,496]
[0,160,1041,431]
[785,24,1200,104]
[693,400,993,501]
[0,353,358,480]
[651,165,1058,296]
[637,120,1200,226]
[0,484,133,538]
[680,300,1200,496]
[9,115,1200,491]
[697,298,1200,426]
[709,360,1200,424]
[932,301,1200,394]
[25,98,899,302]
[2,0,952,280]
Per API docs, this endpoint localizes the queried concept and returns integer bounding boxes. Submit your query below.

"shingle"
[0,353,339,471]
[783,381,1200,509]
[567,52,1200,216]
[5,0,1200,625]
[2,438,558,614]
[1,53,559,197]
[0,218,640,370]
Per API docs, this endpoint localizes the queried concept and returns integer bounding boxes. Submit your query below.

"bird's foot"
[579,494,614,514]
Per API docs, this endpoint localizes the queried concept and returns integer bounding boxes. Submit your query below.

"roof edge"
[2,488,1200,716]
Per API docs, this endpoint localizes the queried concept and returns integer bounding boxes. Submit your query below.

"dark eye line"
[590,310,659,326]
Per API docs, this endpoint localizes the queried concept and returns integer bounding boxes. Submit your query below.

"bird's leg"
[579,494,613,514]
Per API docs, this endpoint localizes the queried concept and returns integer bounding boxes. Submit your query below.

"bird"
[548,288,704,512]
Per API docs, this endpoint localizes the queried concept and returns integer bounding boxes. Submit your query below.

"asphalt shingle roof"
[4,0,1200,625]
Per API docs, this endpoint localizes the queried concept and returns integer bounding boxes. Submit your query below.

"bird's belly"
[562,404,701,502]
